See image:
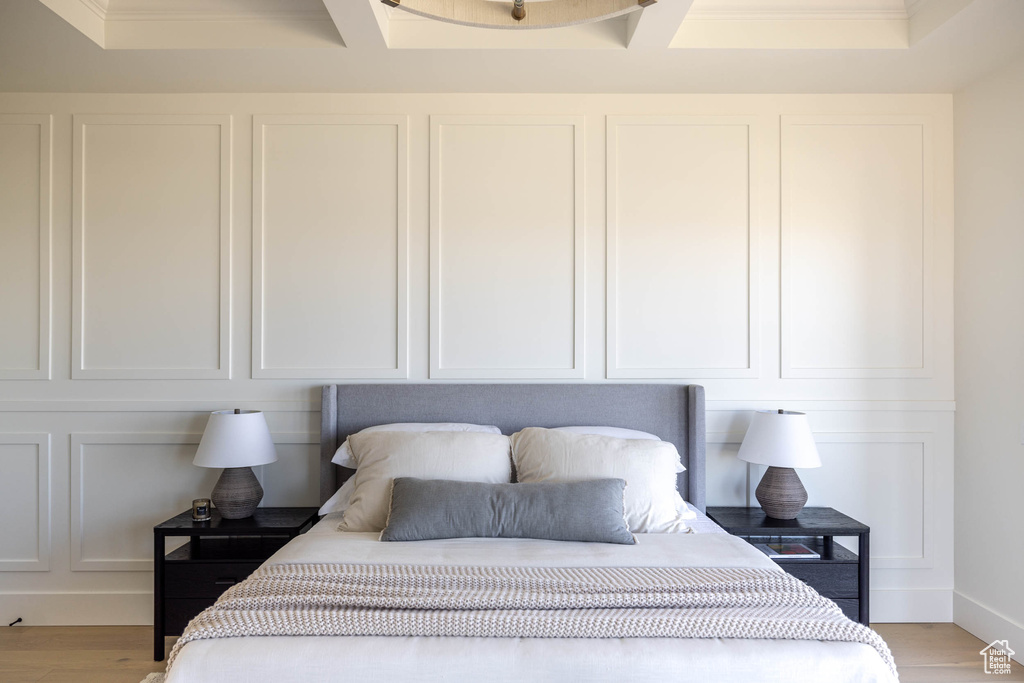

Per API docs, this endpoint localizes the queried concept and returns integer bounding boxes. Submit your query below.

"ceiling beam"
[35,0,104,47]
[626,0,694,49]
[908,0,975,46]
[322,0,390,49]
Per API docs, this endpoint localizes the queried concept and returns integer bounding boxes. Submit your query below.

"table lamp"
[194,409,278,519]
[736,409,821,520]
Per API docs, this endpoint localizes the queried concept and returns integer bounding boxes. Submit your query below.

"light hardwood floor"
[874,623,1024,683]
[0,623,1020,682]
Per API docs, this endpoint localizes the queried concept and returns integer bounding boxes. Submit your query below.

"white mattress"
[166,514,896,683]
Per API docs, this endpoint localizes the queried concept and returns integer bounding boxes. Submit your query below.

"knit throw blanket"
[167,563,897,679]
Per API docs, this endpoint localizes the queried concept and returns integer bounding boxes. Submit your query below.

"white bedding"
[166,513,896,683]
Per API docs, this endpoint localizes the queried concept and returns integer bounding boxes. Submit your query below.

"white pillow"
[339,431,513,532]
[317,477,355,516]
[553,427,685,475]
[332,423,503,469]
[511,428,690,533]
[557,427,696,519]
[555,426,660,440]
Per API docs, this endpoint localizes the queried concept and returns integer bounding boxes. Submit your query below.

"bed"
[164,384,897,683]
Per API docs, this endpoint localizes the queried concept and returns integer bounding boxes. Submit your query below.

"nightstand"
[153,507,319,660]
[705,506,870,626]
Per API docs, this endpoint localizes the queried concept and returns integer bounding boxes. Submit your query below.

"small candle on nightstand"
[192,498,212,521]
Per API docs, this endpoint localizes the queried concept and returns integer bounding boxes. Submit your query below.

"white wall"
[0,93,954,625]
[953,54,1024,660]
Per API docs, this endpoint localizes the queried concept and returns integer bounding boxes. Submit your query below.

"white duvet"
[165,513,897,683]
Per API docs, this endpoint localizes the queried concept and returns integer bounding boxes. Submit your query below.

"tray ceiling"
[3,0,1023,92]
[35,0,974,50]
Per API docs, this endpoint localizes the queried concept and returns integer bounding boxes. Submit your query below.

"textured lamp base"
[755,466,808,520]
[211,466,263,519]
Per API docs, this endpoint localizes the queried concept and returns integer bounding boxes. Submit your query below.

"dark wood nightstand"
[153,507,319,660]
[705,506,870,626]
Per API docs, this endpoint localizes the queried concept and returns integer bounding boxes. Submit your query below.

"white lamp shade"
[193,410,278,468]
[736,410,821,469]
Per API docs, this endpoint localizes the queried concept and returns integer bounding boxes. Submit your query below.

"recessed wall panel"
[705,437,749,507]
[73,115,231,379]
[253,116,408,378]
[802,434,931,569]
[782,116,932,378]
[607,117,759,378]
[0,435,50,571]
[0,116,51,379]
[431,116,584,378]
[258,441,320,507]
[71,433,218,571]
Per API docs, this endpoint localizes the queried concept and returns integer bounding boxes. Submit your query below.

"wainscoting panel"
[257,433,320,507]
[705,433,750,507]
[72,115,231,379]
[0,93,955,625]
[253,115,409,379]
[708,427,938,571]
[607,117,760,379]
[802,433,933,570]
[782,116,933,378]
[0,434,50,571]
[70,433,217,571]
[0,115,51,379]
[430,116,585,378]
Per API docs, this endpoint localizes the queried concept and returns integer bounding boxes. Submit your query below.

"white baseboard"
[954,591,1024,665]
[0,592,151,626]
[870,588,953,623]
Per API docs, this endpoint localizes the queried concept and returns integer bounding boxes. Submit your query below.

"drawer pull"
[214,578,238,586]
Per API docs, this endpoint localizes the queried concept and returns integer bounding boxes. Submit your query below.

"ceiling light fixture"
[381,0,656,30]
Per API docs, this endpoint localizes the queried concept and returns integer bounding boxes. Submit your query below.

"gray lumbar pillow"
[380,478,636,545]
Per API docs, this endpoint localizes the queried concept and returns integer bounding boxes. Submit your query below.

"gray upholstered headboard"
[320,384,706,512]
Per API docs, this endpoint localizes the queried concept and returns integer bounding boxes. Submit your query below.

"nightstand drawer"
[833,599,860,622]
[164,598,215,636]
[779,562,858,598]
[154,507,320,661]
[165,561,262,599]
